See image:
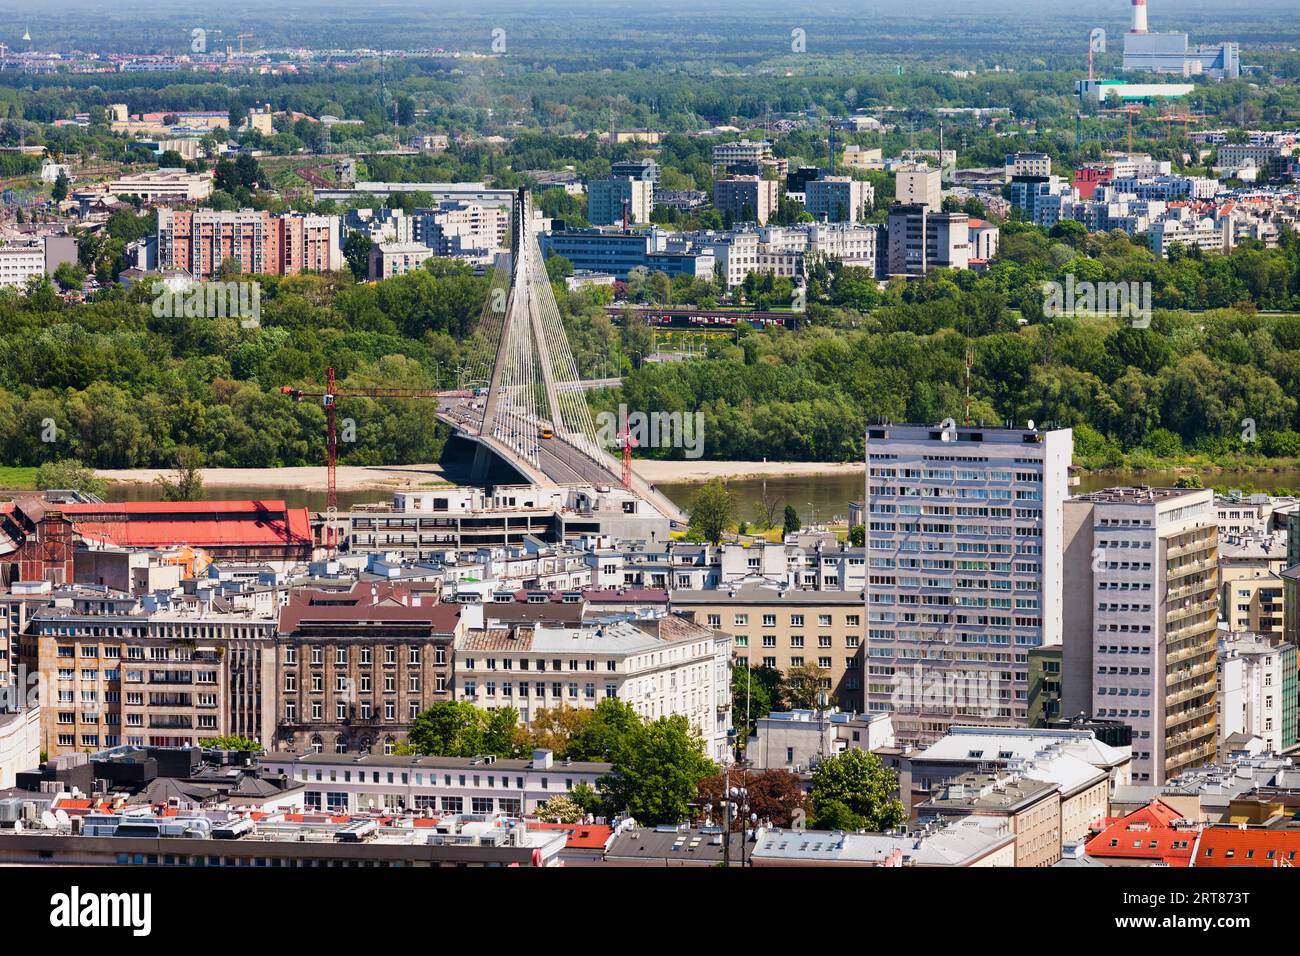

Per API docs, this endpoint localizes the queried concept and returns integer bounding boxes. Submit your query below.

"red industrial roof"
[1195,827,1300,867]
[1085,800,1197,867]
[60,500,312,549]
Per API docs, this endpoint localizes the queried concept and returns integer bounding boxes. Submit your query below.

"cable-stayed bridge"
[435,189,686,525]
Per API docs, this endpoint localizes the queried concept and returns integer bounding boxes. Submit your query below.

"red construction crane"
[616,421,637,490]
[279,365,459,519]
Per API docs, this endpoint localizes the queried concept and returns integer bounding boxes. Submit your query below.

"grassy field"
[0,466,38,491]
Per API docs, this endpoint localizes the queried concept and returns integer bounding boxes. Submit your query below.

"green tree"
[51,169,70,202]
[849,524,865,547]
[809,749,906,831]
[545,254,574,283]
[598,715,718,826]
[732,664,782,745]
[783,663,832,710]
[154,445,205,501]
[35,459,106,496]
[569,782,603,817]
[782,504,801,536]
[52,261,86,292]
[343,232,373,282]
[406,701,489,757]
[688,478,734,545]
[566,697,642,762]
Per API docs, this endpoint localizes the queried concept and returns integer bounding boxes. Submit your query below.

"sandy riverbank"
[96,464,452,492]
[633,460,861,483]
[93,460,858,492]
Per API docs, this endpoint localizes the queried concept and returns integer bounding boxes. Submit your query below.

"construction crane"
[616,422,637,491]
[1100,104,1143,153]
[279,367,460,545]
[236,32,253,54]
[1153,109,1209,141]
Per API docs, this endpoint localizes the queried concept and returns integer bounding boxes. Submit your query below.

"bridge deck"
[436,397,686,524]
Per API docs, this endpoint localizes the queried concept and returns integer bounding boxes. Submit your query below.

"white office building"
[863,424,1073,747]
[1062,487,1219,785]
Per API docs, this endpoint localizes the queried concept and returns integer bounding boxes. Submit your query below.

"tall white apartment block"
[1062,487,1218,785]
[864,424,1073,747]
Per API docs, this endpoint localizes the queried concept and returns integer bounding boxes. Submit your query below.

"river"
[87,466,1300,523]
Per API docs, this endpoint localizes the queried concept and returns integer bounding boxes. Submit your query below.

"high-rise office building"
[864,424,1073,747]
[586,176,654,226]
[1061,487,1219,784]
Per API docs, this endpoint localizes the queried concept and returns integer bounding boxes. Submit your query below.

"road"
[435,394,686,523]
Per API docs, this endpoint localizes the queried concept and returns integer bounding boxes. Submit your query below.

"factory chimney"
[1130,0,1148,34]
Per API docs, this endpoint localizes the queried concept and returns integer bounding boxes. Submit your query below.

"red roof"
[60,500,312,550]
[532,822,614,850]
[1195,827,1300,867]
[1084,800,1197,866]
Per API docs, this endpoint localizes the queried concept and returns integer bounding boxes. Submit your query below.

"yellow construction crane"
[1153,109,1209,141]
[237,32,253,54]
[1100,104,1143,153]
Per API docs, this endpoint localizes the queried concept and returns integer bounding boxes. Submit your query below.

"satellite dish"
[40,810,58,830]
[55,808,70,827]
[1027,420,1036,431]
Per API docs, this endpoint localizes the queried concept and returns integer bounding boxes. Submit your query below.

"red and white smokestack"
[1131,0,1148,34]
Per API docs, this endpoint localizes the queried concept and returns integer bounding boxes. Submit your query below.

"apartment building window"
[335,647,348,665]
[336,702,347,720]
[385,702,396,721]
[790,636,804,648]
[335,675,348,692]
[360,674,371,693]
[762,635,776,647]
[435,647,446,665]
[763,657,777,668]
[435,675,446,693]
[735,614,749,627]
[284,647,296,665]
[707,614,721,629]
[791,614,804,627]
[311,646,322,665]
[384,675,396,693]
[311,674,322,692]
[791,657,805,667]
[819,657,833,669]
[384,647,397,665]
[409,674,421,692]
[409,647,421,665]
[81,645,97,658]
[311,702,322,721]
[361,647,372,665]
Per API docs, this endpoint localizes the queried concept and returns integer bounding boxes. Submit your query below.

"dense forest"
[3,205,1300,472]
